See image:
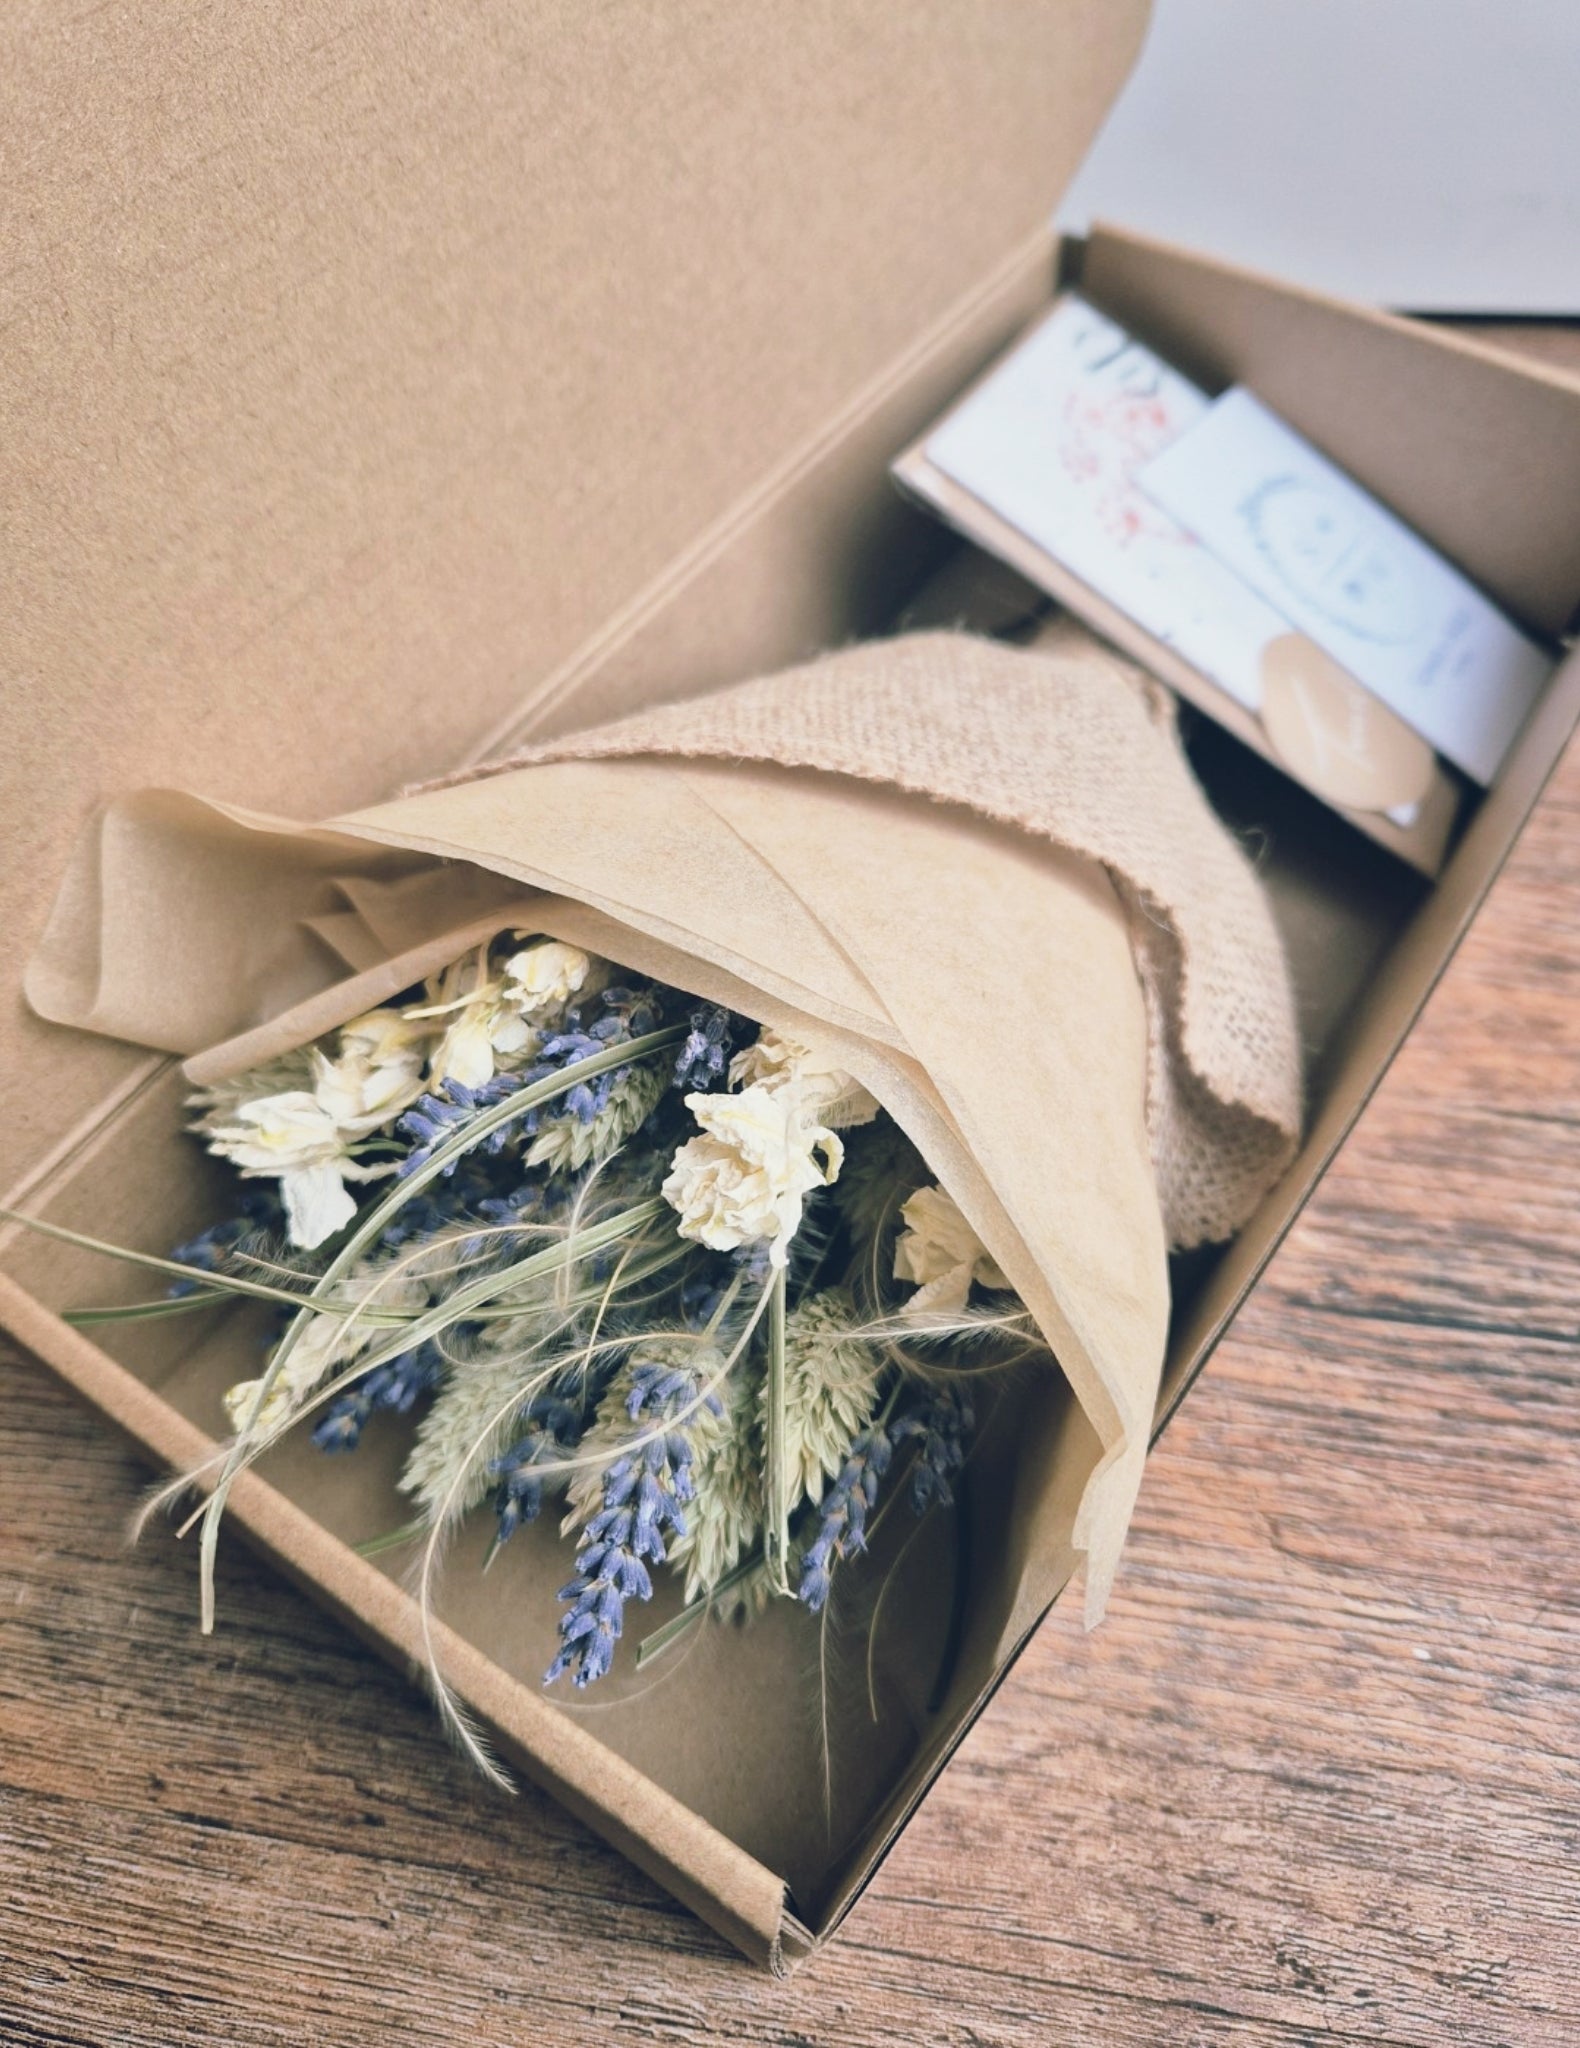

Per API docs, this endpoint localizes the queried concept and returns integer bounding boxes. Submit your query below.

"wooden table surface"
[5,330,1579,2048]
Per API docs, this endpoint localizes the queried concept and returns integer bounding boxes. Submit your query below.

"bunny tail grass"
[406,1233,717,1788]
[409,1505,517,1795]
[127,1448,233,1545]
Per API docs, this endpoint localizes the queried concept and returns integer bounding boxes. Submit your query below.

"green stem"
[0,1209,413,1321]
[63,1289,232,1326]
[16,1207,672,1330]
[217,1199,669,1477]
[763,1262,791,1597]
[355,1519,427,1559]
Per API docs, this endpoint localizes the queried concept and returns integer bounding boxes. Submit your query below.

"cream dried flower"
[311,1009,429,1130]
[893,1183,1011,1316]
[224,1311,355,1437]
[339,1005,437,1068]
[728,1028,879,1130]
[192,1017,423,1250]
[502,938,596,1014]
[197,1091,392,1249]
[413,938,600,1090]
[428,1003,522,1091]
[662,1084,844,1268]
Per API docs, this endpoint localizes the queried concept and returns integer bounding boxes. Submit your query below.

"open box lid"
[1,0,1151,1180]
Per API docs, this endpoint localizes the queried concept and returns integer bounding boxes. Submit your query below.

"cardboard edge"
[1079,223,1580,639]
[1091,221,1580,403]
[798,647,1580,1957]
[802,1562,1079,1952]
[0,1050,172,1216]
[1152,635,1580,1430]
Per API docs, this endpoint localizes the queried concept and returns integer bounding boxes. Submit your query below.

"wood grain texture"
[4,328,1578,2048]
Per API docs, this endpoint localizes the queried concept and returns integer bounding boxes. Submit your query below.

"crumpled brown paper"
[27,624,1299,1626]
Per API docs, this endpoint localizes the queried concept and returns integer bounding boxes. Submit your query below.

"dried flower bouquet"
[15,626,1304,1872]
[23,927,1048,1759]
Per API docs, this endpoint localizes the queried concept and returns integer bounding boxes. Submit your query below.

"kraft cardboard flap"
[1080,225,1580,638]
[0,0,1150,1176]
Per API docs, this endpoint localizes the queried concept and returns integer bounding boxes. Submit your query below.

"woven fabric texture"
[442,624,1302,1248]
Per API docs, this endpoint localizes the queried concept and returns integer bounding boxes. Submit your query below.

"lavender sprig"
[892,1383,976,1512]
[795,1383,977,1609]
[545,1358,722,1689]
[168,1188,286,1296]
[474,1176,568,1236]
[379,1150,511,1247]
[489,1393,585,1547]
[672,1004,737,1094]
[528,983,662,1126]
[678,1239,773,1334]
[397,1074,526,1177]
[311,1340,445,1452]
[795,1419,895,1613]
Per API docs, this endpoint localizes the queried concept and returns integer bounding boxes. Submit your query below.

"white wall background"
[1058,0,1580,314]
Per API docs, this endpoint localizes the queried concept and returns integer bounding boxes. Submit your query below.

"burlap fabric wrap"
[28,622,1300,1626]
[448,622,1301,1252]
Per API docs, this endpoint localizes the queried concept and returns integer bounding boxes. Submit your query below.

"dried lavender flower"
[397,1073,526,1178]
[222,1255,429,1437]
[795,1379,979,1612]
[892,1381,976,1512]
[672,1004,738,1094]
[547,1350,725,1688]
[525,1056,667,1175]
[312,1341,445,1453]
[167,1187,286,1296]
[489,1393,585,1545]
[795,1419,895,1614]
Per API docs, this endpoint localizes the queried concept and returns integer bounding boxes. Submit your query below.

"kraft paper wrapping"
[27,626,1300,1634]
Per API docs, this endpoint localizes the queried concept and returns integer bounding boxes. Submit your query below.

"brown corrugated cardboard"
[5,4,1579,1969]
[0,0,1149,1185]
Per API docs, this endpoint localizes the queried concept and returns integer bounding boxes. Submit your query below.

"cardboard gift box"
[4,3,1579,1971]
